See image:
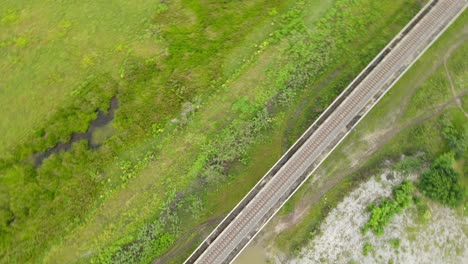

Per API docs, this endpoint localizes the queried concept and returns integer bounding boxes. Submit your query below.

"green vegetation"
[1,0,465,263]
[273,9,467,256]
[414,198,432,224]
[1,0,296,262]
[440,114,468,158]
[389,238,401,249]
[362,242,374,256]
[393,156,423,174]
[275,170,364,255]
[363,181,414,236]
[0,0,425,262]
[419,152,465,207]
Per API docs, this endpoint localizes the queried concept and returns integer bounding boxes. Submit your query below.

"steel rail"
[184,1,467,263]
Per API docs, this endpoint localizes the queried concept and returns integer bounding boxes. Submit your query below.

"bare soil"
[289,172,467,264]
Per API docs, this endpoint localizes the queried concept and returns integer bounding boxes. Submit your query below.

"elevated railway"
[185,0,467,263]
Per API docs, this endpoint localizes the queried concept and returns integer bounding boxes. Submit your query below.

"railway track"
[185,1,467,263]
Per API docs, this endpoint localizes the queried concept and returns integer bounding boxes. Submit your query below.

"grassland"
[0,0,165,153]
[1,0,295,262]
[0,0,439,263]
[263,10,467,258]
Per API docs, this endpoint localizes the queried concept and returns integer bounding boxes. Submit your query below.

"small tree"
[363,181,414,235]
[440,115,468,158]
[419,152,464,207]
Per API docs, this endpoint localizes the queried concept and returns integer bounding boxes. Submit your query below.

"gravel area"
[289,171,468,264]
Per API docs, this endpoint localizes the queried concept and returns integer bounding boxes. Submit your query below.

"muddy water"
[233,244,268,264]
[33,96,119,166]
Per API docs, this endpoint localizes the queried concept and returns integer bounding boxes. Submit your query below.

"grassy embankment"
[270,10,467,256]
[157,0,426,263]
[0,0,427,263]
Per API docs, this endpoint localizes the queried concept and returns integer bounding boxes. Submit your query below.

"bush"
[440,115,468,157]
[362,242,374,256]
[363,181,414,235]
[416,202,431,223]
[419,152,464,207]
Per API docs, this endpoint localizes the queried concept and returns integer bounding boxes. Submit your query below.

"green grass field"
[0,0,163,153]
[1,0,458,263]
[2,0,295,262]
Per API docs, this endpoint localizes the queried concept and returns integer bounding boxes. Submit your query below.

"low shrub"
[362,242,374,256]
[419,152,464,207]
[363,181,414,236]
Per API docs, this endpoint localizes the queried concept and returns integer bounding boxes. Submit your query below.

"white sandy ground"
[287,171,468,264]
